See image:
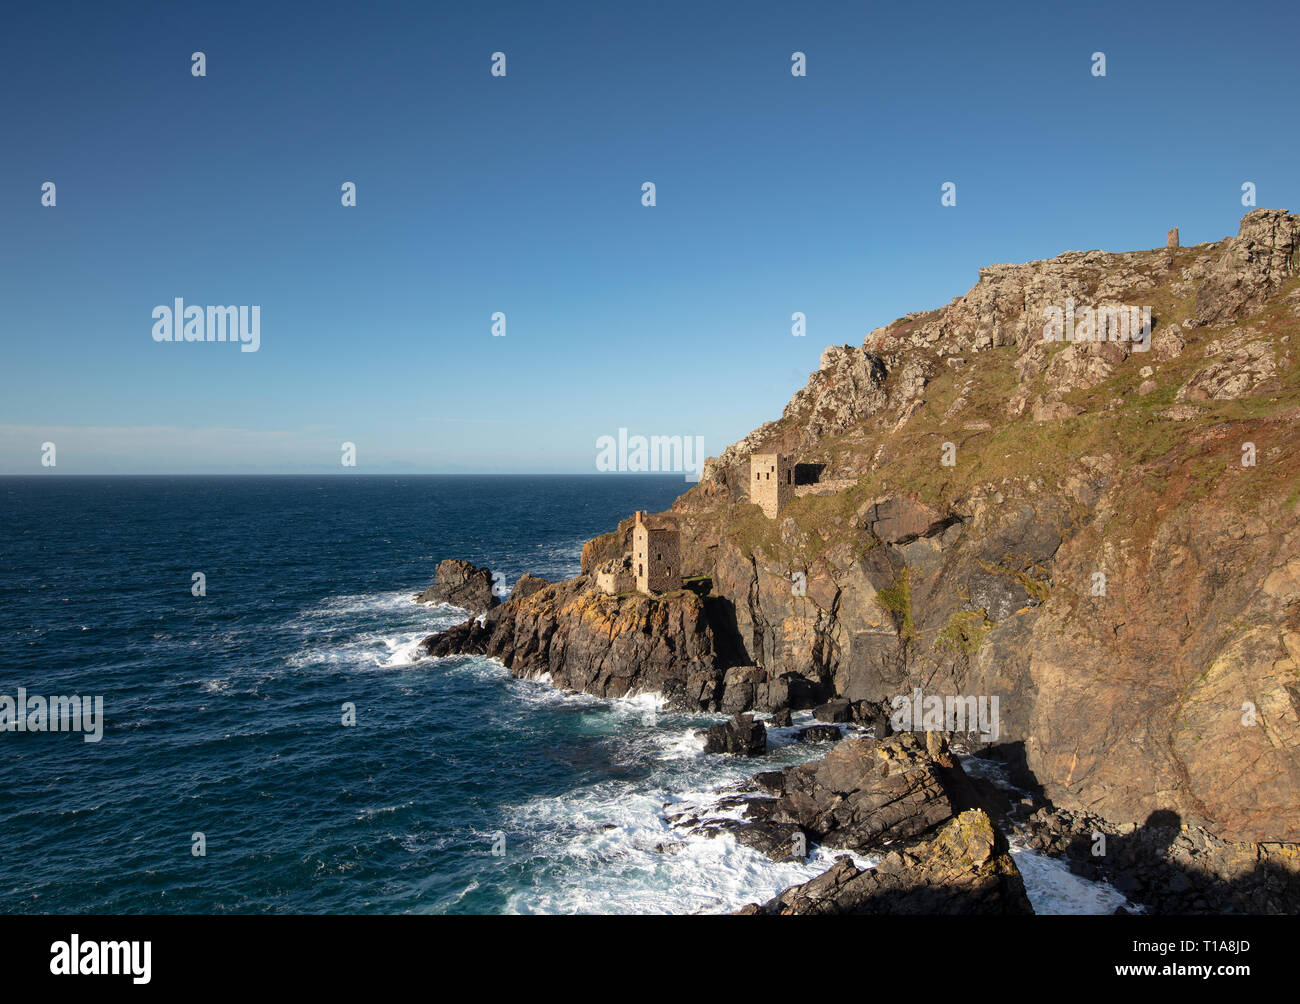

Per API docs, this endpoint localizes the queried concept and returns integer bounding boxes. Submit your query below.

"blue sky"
[2,0,1297,473]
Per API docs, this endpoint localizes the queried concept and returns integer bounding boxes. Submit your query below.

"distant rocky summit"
[419,210,1300,912]
[415,558,499,616]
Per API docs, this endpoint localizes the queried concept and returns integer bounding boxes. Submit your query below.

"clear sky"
[2,0,1297,474]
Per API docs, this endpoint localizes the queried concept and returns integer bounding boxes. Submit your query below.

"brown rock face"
[665,211,1300,848]
[744,810,1033,915]
[758,734,963,850]
[1194,208,1300,326]
[702,713,767,755]
[424,210,1300,858]
[863,495,954,544]
[415,558,499,615]
[1006,495,1300,843]
[580,521,631,573]
[507,573,551,602]
[420,577,729,710]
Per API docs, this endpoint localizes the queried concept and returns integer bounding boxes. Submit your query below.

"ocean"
[0,475,1124,914]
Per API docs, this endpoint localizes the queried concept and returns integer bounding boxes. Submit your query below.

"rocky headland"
[417,210,1300,914]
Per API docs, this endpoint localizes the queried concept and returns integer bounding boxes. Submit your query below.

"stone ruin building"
[750,451,793,518]
[594,510,681,596]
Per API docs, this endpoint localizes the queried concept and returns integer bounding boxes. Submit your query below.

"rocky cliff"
[422,209,1300,863]
[421,575,733,707]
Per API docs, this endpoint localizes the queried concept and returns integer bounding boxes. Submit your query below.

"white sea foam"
[282,589,464,672]
[293,588,1132,915]
[457,659,667,719]
[357,801,414,821]
[955,753,1134,914]
[489,694,878,915]
[503,779,874,915]
[374,632,431,668]
[292,590,426,619]
[657,727,706,760]
[1008,842,1132,915]
[494,687,1134,914]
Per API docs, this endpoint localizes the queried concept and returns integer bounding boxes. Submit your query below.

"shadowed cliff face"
[426,210,1300,849]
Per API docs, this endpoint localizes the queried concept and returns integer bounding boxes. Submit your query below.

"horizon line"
[0,471,697,478]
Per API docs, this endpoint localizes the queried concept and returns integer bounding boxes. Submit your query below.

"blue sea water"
[0,475,859,915]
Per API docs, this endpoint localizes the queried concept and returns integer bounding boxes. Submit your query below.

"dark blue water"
[0,475,840,914]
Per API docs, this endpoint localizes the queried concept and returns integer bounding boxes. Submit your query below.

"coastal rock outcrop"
[507,573,551,602]
[701,713,767,756]
[659,211,1300,850]
[750,733,973,850]
[678,733,981,859]
[422,211,1300,899]
[739,810,1033,915]
[794,724,843,743]
[1193,208,1300,326]
[673,733,1031,914]
[421,576,729,710]
[416,558,499,615]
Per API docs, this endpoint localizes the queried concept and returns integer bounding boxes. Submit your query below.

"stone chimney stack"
[1166,227,1179,249]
